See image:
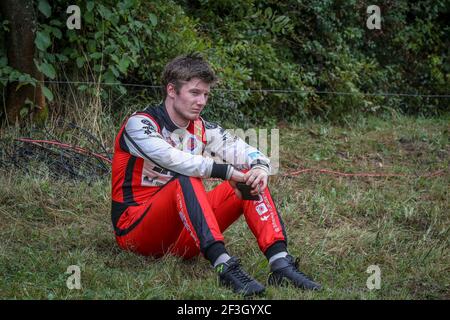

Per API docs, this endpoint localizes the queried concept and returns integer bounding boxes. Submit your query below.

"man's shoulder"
[128,104,164,124]
[200,116,222,130]
[125,105,164,132]
[138,103,164,118]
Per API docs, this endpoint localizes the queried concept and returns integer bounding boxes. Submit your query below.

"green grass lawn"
[1,114,448,299]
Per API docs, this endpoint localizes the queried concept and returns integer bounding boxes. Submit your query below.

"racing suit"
[111,103,287,260]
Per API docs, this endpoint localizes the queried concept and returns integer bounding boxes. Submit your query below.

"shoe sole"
[268,274,322,291]
[220,279,266,297]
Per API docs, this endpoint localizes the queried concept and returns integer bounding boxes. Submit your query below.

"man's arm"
[203,120,271,194]
[203,121,271,173]
[123,114,233,180]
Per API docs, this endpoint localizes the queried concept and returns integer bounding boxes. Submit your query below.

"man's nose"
[197,94,207,106]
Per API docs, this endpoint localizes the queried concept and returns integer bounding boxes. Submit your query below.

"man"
[111,53,321,297]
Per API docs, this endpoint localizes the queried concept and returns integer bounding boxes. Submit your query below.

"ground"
[0,114,448,299]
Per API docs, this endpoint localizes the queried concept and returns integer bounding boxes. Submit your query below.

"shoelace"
[229,260,253,284]
[289,257,310,279]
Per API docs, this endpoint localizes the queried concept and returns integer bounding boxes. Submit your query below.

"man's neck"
[164,99,189,128]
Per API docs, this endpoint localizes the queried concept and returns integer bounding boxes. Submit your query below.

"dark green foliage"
[0,0,448,124]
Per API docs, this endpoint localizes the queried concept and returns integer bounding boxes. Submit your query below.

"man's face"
[169,78,210,122]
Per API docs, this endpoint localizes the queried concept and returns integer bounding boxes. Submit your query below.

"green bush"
[0,0,448,125]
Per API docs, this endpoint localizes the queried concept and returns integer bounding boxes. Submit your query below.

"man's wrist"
[230,169,245,182]
[250,159,270,172]
[251,164,270,175]
[225,165,234,180]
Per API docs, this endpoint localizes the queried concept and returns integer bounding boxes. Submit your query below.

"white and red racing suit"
[111,103,287,259]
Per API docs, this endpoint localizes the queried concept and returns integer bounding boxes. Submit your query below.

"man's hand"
[228,167,269,199]
[228,170,245,199]
[244,168,269,195]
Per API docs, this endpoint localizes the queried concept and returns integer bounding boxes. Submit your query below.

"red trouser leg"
[115,176,287,259]
[170,180,287,259]
[115,175,224,257]
[168,179,243,258]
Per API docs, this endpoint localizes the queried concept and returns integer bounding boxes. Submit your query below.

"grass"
[0,113,448,299]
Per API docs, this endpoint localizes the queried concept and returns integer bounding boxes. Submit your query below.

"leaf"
[274,15,288,24]
[37,62,56,79]
[56,54,68,62]
[103,70,116,84]
[110,65,120,77]
[118,58,130,74]
[118,85,127,95]
[118,0,134,12]
[46,54,56,63]
[20,106,29,118]
[87,40,97,52]
[110,54,120,64]
[42,86,54,101]
[35,31,52,51]
[2,20,10,32]
[52,27,62,39]
[90,52,103,60]
[18,74,32,83]
[98,5,112,20]
[0,56,7,67]
[38,0,52,18]
[94,31,103,40]
[16,77,36,90]
[77,85,88,91]
[50,19,62,27]
[16,82,26,91]
[149,13,158,27]
[76,57,85,68]
[85,11,94,24]
[87,1,95,12]
[8,70,21,82]
[93,64,103,72]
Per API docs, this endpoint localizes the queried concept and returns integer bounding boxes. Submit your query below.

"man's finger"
[261,177,268,192]
[246,174,256,185]
[252,175,262,189]
[244,171,253,180]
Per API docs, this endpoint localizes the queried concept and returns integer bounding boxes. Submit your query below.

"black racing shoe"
[268,255,322,291]
[215,257,265,297]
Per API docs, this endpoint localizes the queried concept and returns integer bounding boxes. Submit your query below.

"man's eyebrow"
[189,88,209,93]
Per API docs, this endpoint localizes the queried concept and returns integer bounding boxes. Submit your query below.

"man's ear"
[167,83,176,98]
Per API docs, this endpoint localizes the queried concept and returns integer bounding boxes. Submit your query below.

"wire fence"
[0,78,448,182]
[0,124,446,183]
[2,78,450,98]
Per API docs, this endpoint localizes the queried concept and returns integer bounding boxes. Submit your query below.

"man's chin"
[188,113,201,120]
